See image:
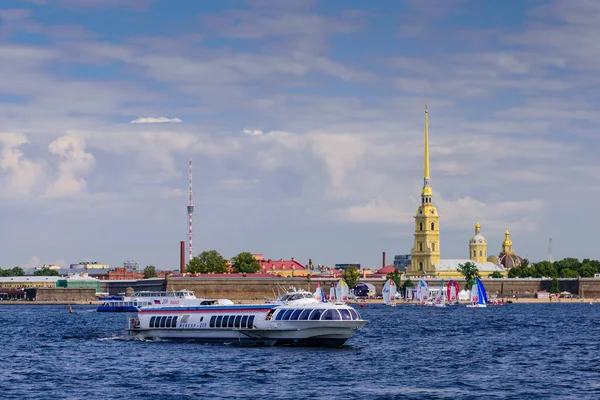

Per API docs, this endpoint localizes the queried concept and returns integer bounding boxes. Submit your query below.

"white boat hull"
[130,320,366,346]
[466,304,487,308]
[128,293,367,348]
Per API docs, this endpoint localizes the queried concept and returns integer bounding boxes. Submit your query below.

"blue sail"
[476,277,488,305]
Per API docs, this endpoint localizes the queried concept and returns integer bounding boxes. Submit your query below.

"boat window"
[234,315,242,328]
[160,316,167,327]
[280,294,290,302]
[221,316,229,328]
[321,309,341,320]
[248,316,255,328]
[171,316,178,328]
[166,316,173,327]
[348,309,360,320]
[290,309,302,320]
[216,315,223,328]
[338,309,352,320]
[210,316,216,328]
[282,309,294,320]
[150,316,156,328]
[309,309,323,320]
[241,315,248,328]
[298,309,312,320]
[274,310,285,321]
[181,314,190,323]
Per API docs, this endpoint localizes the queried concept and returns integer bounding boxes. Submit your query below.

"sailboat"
[466,277,488,308]
[416,280,430,306]
[335,279,349,303]
[329,283,336,302]
[433,279,446,307]
[313,283,327,303]
[382,279,397,306]
[446,279,460,305]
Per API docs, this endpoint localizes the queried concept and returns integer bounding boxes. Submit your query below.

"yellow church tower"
[409,105,440,275]
[502,226,513,253]
[469,221,487,263]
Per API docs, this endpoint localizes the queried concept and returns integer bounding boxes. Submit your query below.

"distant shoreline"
[0,297,593,306]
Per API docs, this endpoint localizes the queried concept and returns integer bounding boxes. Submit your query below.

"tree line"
[186,250,261,274]
[506,258,600,278]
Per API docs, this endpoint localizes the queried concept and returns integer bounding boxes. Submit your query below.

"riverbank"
[0,297,593,306]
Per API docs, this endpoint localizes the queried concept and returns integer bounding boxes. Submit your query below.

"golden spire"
[502,225,513,254]
[475,220,481,234]
[424,103,430,184]
[421,104,432,198]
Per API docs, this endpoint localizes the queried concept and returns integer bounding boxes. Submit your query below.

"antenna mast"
[187,159,194,264]
[548,237,554,263]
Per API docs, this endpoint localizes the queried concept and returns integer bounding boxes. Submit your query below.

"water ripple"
[1,304,600,399]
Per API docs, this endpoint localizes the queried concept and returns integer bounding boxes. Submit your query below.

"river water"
[1,303,599,399]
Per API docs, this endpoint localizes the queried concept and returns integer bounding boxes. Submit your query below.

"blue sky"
[0,0,599,270]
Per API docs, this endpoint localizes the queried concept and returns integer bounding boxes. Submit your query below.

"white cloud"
[45,133,95,197]
[130,117,182,124]
[242,129,264,136]
[0,132,45,197]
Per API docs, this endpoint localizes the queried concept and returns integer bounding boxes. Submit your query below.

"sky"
[0,0,599,271]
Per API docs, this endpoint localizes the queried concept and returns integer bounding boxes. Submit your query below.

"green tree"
[561,269,579,278]
[187,250,228,274]
[231,252,260,273]
[488,271,503,278]
[34,268,59,276]
[457,262,480,290]
[343,266,360,290]
[144,265,158,279]
[555,258,581,277]
[401,278,414,296]
[579,262,596,278]
[549,277,559,294]
[534,261,557,278]
[11,266,24,276]
[386,268,402,289]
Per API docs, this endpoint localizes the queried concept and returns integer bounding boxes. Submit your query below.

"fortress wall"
[33,288,97,302]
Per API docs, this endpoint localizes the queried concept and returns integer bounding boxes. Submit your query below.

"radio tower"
[548,237,554,263]
[187,159,194,264]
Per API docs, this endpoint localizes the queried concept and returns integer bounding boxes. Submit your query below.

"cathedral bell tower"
[409,105,440,275]
[469,221,487,264]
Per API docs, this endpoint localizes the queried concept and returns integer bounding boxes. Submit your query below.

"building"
[334,263,361,271]
[36,264,61,270]
[256,256,308,277]
[69,261,110,269]
[407,106,507,279]
[408,105,440,275]
[469,221,487,263]
[86,267,145,281]
[123,261,140,271]
[393,254,411,271]
[0,275,100,290]
[498,226,523,269]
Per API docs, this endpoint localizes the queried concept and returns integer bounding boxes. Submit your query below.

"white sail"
[449,285,457,302]
[313,283,325,302]
[419,280,430,302]
[470,283,479,303]
[382,279,396,305]
[335,279,349,302]
[329,283,335,302]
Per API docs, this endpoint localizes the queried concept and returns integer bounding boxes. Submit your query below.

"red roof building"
[256,256,308,277]
[376,265,397,275]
